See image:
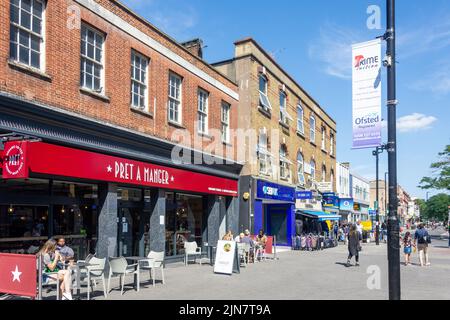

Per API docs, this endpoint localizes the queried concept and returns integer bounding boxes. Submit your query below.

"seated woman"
[222,230,234,241]
[38,239,73,300]
[255,229,267,260]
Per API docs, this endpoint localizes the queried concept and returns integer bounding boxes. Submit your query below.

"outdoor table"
[203,245,216,266]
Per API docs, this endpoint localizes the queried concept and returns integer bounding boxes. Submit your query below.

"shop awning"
[297,210,341,221]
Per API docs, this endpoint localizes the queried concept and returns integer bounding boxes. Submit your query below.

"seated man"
[241,229,255,262]
[56,237,75,261]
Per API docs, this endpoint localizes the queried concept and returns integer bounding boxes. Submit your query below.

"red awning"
[2,141,238,197]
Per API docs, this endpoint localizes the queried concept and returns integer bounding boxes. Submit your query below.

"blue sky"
[121,0,450,199]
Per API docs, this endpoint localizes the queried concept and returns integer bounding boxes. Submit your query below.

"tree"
[421,194,450,221]
[419,145,450,191]
[415,199,427,219]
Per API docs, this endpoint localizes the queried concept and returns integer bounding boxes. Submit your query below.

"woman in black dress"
[346,224,362,267]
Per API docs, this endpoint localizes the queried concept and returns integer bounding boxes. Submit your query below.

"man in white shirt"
[356,220,363,235]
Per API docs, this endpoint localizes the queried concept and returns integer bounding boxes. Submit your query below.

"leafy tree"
[421,194,450,221]
[419,145,450,191]
[415,199,427,219]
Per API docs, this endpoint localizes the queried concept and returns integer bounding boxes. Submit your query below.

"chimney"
[181,38,204,59]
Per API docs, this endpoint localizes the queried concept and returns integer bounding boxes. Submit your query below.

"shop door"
[266,205,288,245]
[117,207,142,257]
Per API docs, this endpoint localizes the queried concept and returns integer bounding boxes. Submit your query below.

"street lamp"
[373,145,387,246]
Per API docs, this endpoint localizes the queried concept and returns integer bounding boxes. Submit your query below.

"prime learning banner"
[352,39,382,149]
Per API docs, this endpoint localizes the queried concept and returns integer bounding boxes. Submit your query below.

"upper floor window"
[168,72,182,124]
[297,103,304,135]
[330,169,335,191]
[130,50,149,110]
[221,101,231,143]
[197,89,209,134]
[80,24,105,93]
[321,126,326,151]
[279,91,288,125]
[258,128,272,176]
[310,159,316,181]
[330,132,335,156]
[259,74,271,111]
[297,152,305,186]
[279,144,290,180]
[10,0,45,69]
[310,115,316,144]
[322,165,327,182]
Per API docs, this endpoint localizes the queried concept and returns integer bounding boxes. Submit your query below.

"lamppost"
[373,145,387,246]
[385,0,401,300]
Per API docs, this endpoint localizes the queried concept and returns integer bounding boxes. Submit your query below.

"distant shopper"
[38,239,73,300]
[381,222,387,243]
[333,222,339,240]
[222,230,234,241]
[403,232,415,266]
[414,223,431,267]
[356,220,363,235]
[346,224,362,267]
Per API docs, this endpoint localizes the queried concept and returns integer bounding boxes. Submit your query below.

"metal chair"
[139,251,165,287]
[107,257,139,295]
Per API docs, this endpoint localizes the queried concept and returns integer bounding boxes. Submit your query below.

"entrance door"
[117,207,142,257]
[266,204,288,245]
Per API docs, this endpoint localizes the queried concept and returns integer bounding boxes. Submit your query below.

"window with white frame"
[322,165,327,182]
[259,74,271,111]
[168,73,182,124]
[279,91,288,125]
[297,103,304,135]
[310,115,316,144]
[80,24,104,92]
[279,144,290,180]
[258,128,271,175]
[297,152,305,186]
[330,132,334,156]
[10,0,45,69]
[221,101,230,143]
[310,159,316,181]
[197,89,209,134]
[321,126,326,150]
[330,169,334,191]
[130,50,149,110]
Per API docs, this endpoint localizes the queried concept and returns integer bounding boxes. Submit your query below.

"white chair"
[139,251,165,287]
[107,257,139,295]
[237,243,248,267]
[37,254,60,300]
[78,257,107,300]
[184,241,202,266]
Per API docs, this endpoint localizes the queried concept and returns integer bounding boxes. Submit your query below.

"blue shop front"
[253,179,296,246]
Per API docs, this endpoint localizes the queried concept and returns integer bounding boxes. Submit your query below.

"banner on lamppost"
[352,39,382,149]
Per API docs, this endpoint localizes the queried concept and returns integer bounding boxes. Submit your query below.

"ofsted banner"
[352,39,382,149]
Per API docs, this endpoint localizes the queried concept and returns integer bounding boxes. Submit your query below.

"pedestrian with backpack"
[414,223,431,267]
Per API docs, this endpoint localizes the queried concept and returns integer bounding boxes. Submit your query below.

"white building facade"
[350,172,370,223]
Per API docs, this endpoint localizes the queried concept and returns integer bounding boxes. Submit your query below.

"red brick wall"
[0,0,238,161]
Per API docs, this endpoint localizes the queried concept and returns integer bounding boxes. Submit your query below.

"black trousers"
[348,252,359,262]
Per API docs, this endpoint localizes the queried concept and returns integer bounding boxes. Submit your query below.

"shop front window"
[165,193,203,257]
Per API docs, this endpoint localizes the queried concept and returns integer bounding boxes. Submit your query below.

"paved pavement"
[3,238,449,300]
[56,239,450,300]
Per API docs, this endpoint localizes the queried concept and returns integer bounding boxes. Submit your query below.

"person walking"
[402,231,415,266]
[414,223,431,267]
[346,224,362,267]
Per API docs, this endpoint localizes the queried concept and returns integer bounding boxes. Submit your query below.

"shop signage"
[339,198,354,211]
[353,203,361,211]
[213,240,237,275]
[352,39,382,149]
[0,253,37,298]
[256,180,295,202]
[323,194,339,208]
[295,191,313,200]
[317,182,333,193]
[369,210,377,216]
[2,141,238,197]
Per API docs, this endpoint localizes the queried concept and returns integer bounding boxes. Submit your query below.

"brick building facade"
[0,0,241,261]
[213,38,337,245]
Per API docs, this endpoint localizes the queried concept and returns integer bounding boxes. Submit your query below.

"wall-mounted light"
[8,205,14,214]
[61,206,65,214]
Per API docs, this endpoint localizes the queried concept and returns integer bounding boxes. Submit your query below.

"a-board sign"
[214,240,238,275]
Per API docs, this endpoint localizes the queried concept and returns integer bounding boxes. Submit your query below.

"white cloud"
[397,113,437,133]
[308,24,363,80]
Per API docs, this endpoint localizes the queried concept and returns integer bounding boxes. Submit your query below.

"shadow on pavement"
[335,262,350,268]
